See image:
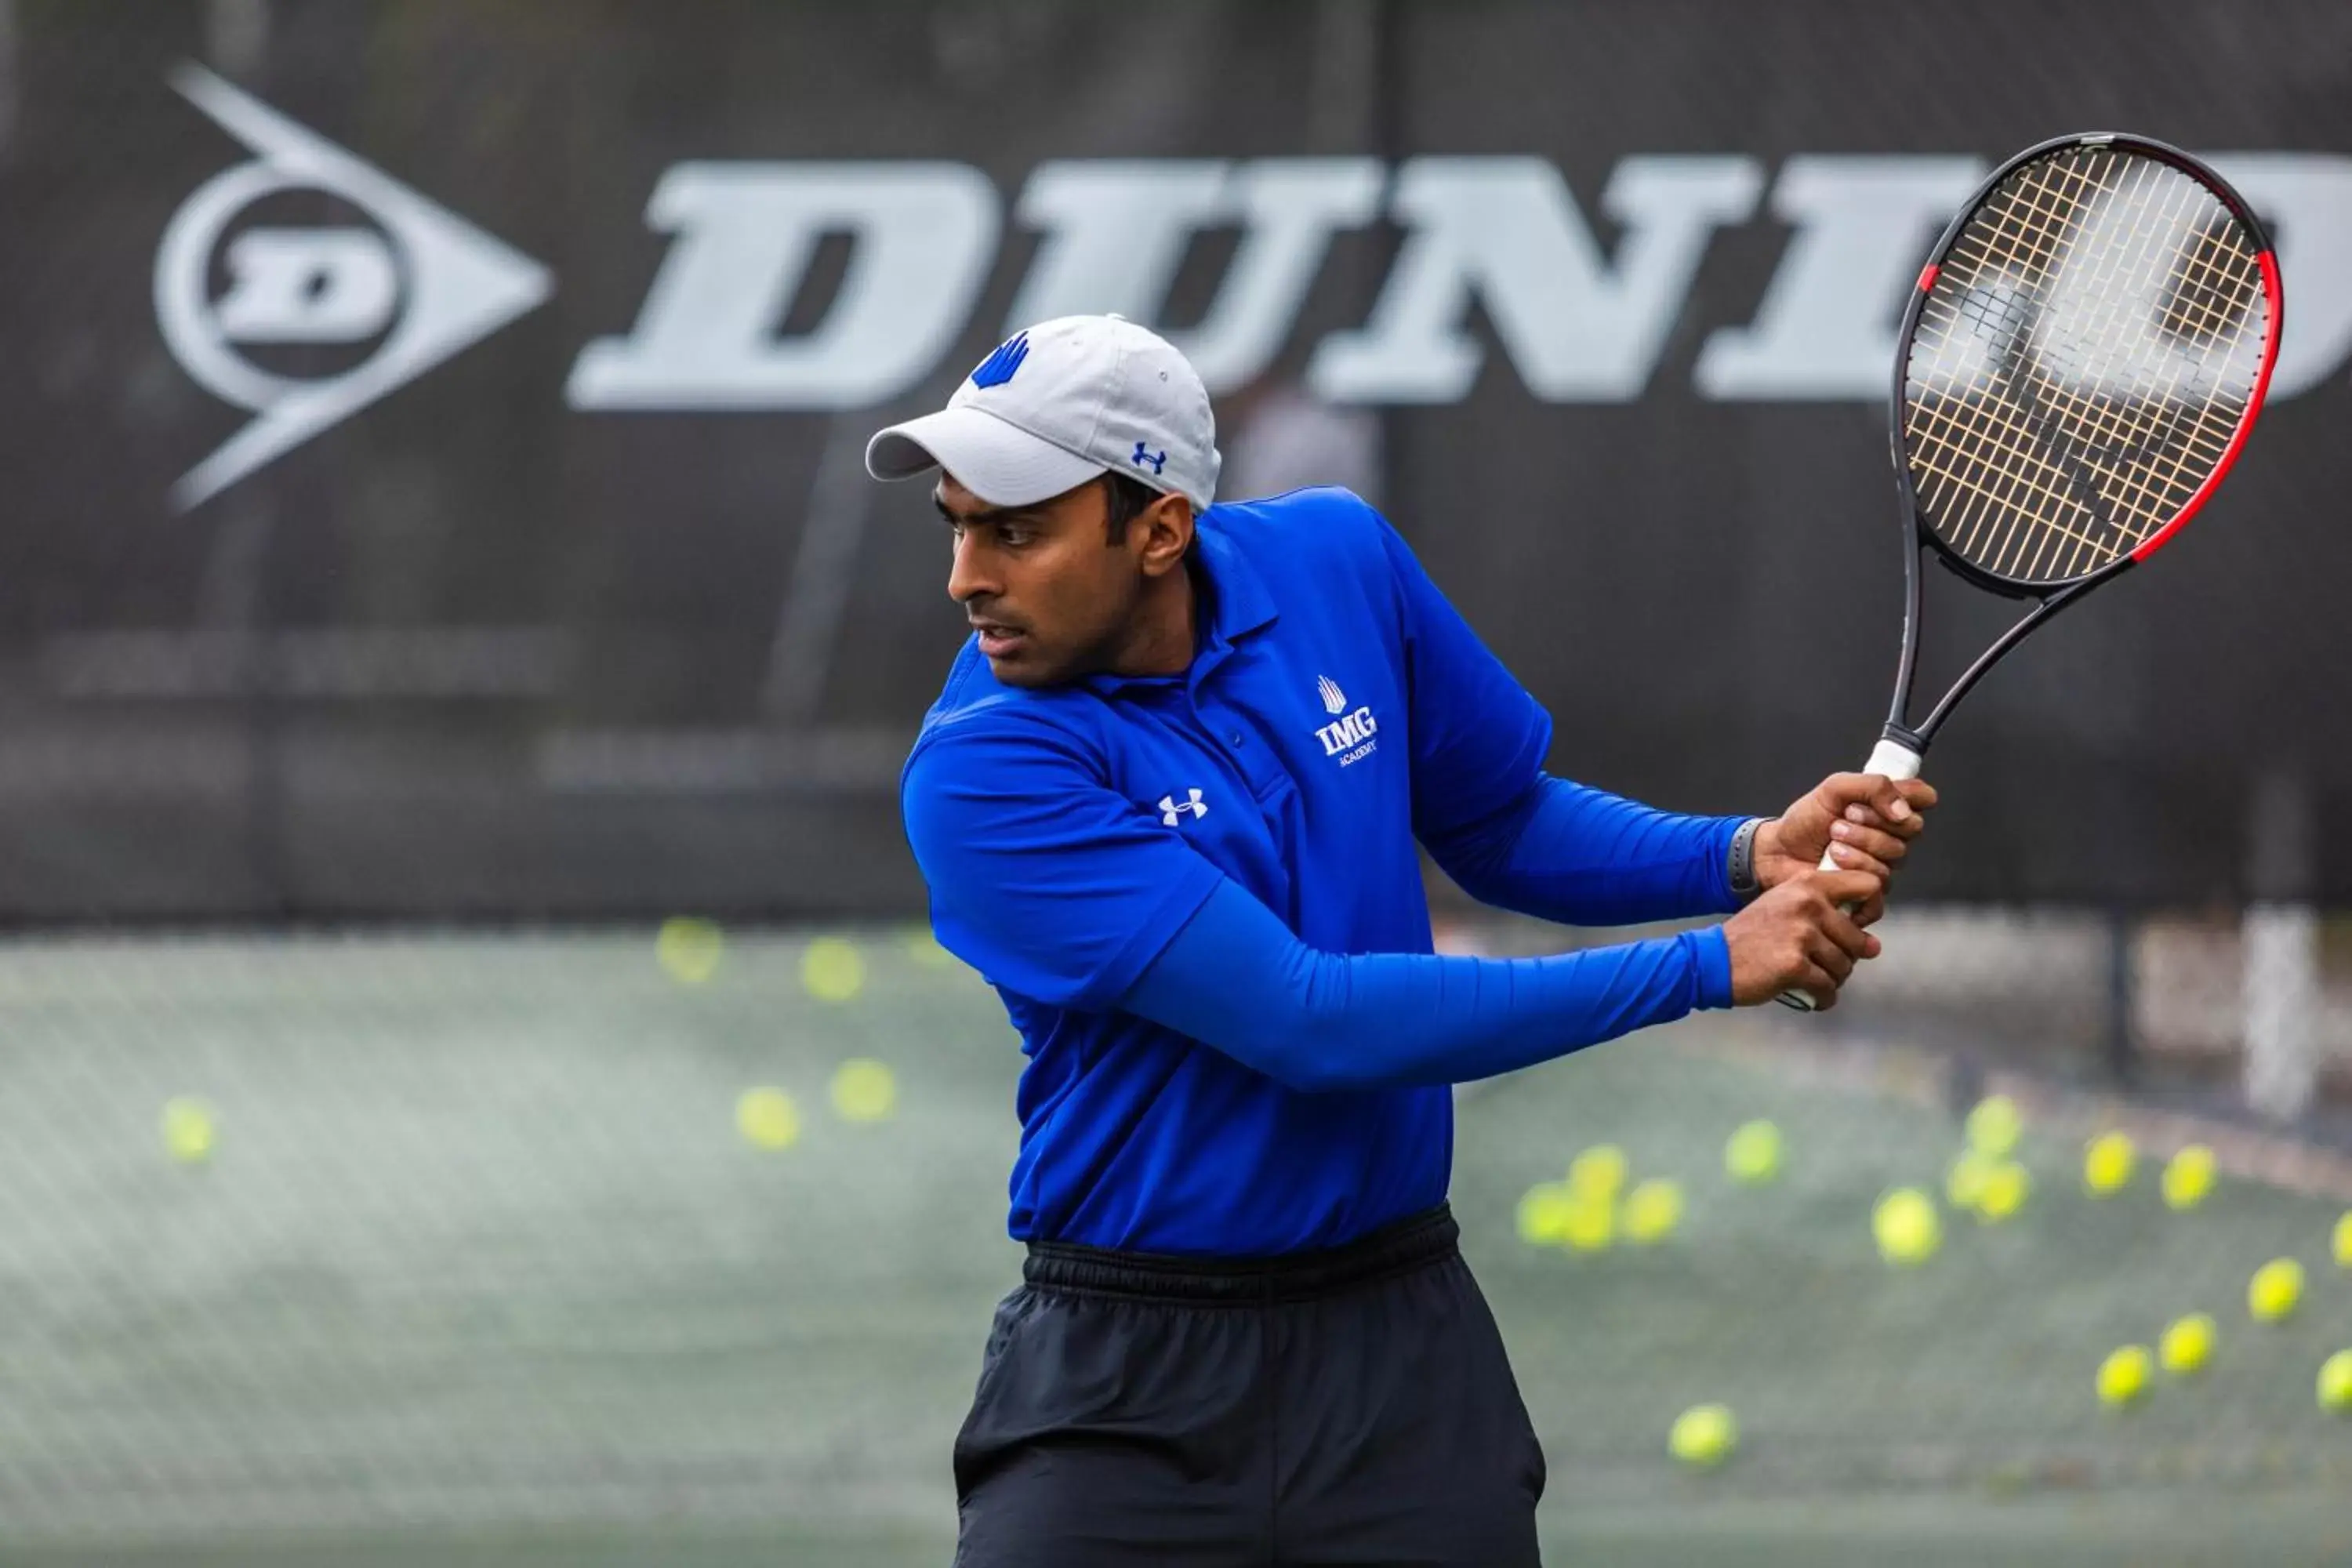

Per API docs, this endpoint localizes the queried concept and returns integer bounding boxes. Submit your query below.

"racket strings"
[1998,158,2255,575]
[1926,152,2226,578]
[1902,146,2269,586]
[1935,154,2250,579]
[1915,153,2261,581]
[1956,157,2203,579]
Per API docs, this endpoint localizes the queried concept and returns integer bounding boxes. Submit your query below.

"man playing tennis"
[869,314,1935,1566]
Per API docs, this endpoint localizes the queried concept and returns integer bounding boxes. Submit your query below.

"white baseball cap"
[865,314,1221,511]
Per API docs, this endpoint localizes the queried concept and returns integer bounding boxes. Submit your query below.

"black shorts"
[952,1204,1545,1566]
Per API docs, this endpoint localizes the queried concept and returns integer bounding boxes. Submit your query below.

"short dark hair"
[1101,470,1162,542]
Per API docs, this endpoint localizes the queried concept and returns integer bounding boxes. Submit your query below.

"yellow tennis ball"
[1568,1144,1628,1199]
[2249,1258,2304,1323]
[1946,1151,1995,1211]
[802,937,866,1004]
[2096,1345,2153,1407]
[1516,1181,1577,1246]
[1976,1160,2031,1223]
[1873,1187,1941,1265]
[735,1087,800,1151]
[829,1058,896,1123]
[2159,1312,2217,1376]
[2319,1350,2352,1414]
[2329,1210,2350,1270]
[1724,1120,1783,1185]
[655,916,724,985]
[1561,1192,1616,1253]
[1621,1178,1684,1244]
[1668,1403,1738,1468]
[159,1097,216,1165]
[2161,1145,2216,1210]
[2083,1132,2136,1196]
[1965,1094,2023,1158]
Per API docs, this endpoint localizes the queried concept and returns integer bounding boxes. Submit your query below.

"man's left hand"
[1754,772,1939,920]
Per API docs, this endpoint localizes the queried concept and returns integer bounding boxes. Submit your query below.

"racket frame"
[1877,131,2281,754]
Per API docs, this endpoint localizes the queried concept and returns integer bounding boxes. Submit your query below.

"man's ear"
[1136,493,1195,579]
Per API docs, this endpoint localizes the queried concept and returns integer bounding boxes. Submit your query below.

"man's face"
[935,474,1148,688]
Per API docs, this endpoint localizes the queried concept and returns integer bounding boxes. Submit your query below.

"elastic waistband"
[1023,1204,1459,1305]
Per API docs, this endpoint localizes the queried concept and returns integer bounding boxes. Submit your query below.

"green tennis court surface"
[0,931,2345,1566]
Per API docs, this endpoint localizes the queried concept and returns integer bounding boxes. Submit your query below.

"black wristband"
[1727,818,1766,902]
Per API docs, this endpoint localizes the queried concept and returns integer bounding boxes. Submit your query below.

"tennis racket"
[1782,132,2284,1011]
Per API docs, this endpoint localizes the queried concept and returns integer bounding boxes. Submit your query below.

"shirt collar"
[1191,517,1279,646]
[1080,512,1279,696]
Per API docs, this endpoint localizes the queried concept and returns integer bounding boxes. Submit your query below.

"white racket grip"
[1778,735,1923,1011]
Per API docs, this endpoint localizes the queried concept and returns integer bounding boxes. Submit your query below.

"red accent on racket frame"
[2129,248,2284,564]
[1916,263,1940,292]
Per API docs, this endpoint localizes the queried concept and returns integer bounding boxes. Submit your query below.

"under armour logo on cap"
[1131,441,1167,475]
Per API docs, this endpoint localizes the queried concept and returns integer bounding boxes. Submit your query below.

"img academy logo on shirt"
[1312,677,1379,767]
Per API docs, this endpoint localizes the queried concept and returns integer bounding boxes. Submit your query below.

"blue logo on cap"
[969,332,1029,390]
[1131,441,1167,475]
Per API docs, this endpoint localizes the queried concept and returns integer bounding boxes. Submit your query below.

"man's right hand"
[1722,869,1884,1010]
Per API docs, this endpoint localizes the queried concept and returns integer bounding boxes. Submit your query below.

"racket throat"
[1907,576,2100,742]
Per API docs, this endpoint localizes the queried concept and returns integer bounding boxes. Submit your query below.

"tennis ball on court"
[2319,1350,2352,1414]
[655,916,724,985]
[159,1097,216,1165]
[1976,1160,2031,1223]
[735,1086,800,1151]
[2083,1131,2136,1196]
[1724,1120,1783,1185]
[1567,1144,1628,1199]
[2096,1345,2153,1407]
[1621,1178,1684,1244]
[1516,1182,1577,1247]
[802,937,866,1004]
[828,1058,896,1123]
[2159,1312,2217,1376]
[2161,1145,2217,1210]
[2328,1210,2350,1270]
[1560,1193,1616,1253]
[1668,1403,1738,1468]
[2249,1258,2304,1323]
[1946,1151,1996,1211]
[1873,1187,1940,1265]
[1965,1094,2023,1157]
